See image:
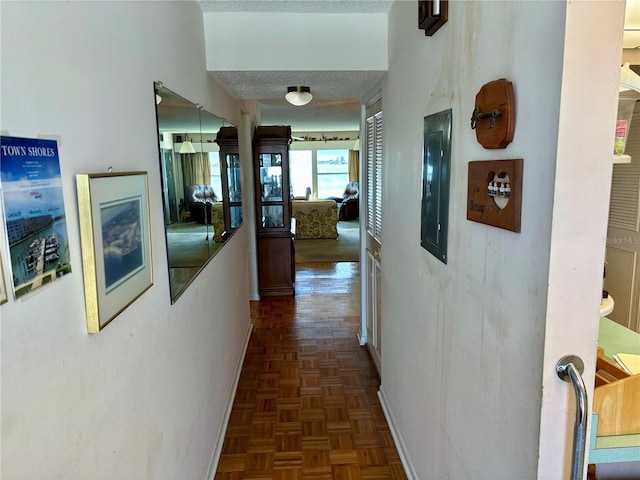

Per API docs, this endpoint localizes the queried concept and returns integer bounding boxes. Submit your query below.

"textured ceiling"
[259,97,362,132]
[210,70,385,101]
[209,71,386,131]
[199,1,392,132]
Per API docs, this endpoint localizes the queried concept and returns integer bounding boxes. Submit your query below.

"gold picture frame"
[0,254,7,305]
[76,171,153,333]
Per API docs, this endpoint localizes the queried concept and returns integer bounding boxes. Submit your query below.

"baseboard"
[378,386,418,480]
[206,321,253,480]
[366,343,381,376]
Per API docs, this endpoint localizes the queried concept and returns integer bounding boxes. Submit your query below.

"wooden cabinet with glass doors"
[253,126,295,296]
[216,126,242,240]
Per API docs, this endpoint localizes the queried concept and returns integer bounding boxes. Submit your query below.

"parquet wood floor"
[215,262,407,480]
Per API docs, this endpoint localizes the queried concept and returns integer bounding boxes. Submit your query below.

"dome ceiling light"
[285,86,312,106]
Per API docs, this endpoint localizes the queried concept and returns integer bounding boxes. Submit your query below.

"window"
[289,150,312,198]
[289,148,350,199]
[317,149,349,198]
[208,152,222,200]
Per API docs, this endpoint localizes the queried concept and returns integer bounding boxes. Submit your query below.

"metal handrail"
[556,355,588,480]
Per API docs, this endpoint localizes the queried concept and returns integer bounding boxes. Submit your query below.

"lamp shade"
[179,139,196,154]
[285,86,312,106]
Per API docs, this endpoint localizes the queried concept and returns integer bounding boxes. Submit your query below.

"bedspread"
[292,200,339,239]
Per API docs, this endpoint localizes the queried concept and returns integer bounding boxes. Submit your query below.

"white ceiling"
[199,0,639,132]
[209,70,385,132]
[199,0,393,132]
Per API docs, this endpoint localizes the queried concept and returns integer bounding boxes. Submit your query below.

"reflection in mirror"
[154,82,241,302]
[216,126,243,240]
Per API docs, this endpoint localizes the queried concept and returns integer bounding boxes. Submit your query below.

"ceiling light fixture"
[285,86,312,106]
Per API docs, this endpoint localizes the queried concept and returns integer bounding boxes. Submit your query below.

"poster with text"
[0,136,72,299]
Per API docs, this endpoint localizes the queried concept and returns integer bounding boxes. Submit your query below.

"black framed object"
[421,109,452,264]
[216,126,243,239]
[418,0,448,36]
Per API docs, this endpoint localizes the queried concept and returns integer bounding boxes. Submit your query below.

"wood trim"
[472,79,515,149]
[418,0,448,36]
[467,159,523,232]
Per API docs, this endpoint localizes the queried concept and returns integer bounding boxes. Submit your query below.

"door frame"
[537,2,626,477]
[360,91,383,348]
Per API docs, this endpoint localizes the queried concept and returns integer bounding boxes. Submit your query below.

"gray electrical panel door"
[421,109,452,263]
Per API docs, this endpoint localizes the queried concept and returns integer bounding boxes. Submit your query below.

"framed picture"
[76,171,153,333]
[1,135,73,300]
[0,255,7,305]
[418,0,448,36]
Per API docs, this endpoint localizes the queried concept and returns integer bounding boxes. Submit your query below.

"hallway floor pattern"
[215,262,407,480]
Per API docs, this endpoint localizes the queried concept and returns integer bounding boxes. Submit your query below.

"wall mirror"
[154,82,241,302]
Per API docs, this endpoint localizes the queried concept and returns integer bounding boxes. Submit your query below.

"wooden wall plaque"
[471,79,515,149]
[467,159,522,232]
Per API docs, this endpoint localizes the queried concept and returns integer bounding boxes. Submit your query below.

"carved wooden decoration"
[467,159,523,232]
[471,78,515,149]
[418,0,448,36]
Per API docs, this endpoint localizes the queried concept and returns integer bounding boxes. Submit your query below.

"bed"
[291,200,339,239]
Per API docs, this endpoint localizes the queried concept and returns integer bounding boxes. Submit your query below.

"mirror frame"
[153,82,240,302]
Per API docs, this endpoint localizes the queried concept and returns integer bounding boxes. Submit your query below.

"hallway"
[215,262,407,479]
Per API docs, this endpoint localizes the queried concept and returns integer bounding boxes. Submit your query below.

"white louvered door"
[365,99,383,372]
[605,100,640,333]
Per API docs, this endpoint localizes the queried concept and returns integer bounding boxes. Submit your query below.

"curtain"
[174,152,185,205]
[181,154,194,187]
[181,152,211,186]
[348,150,359,182]
[192,152,211,185]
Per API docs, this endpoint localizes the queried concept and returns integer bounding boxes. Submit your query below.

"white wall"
[204,12,388,71]
[239,110,260,301]
[0,2,250,478]
[538,1,626,477]
[380,2,565,478]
